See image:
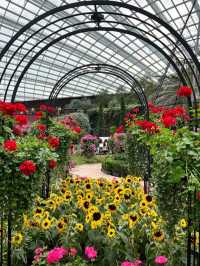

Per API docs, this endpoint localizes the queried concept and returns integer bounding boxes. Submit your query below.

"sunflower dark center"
[109,204,116,211]
[146,195,152,202]
[130,215,137,222]
[154,231,162,237]
[36,209,42,213]
[84,201,90,208]
[86,184,91,189]
[58,223,64,228]
[124,194,131,200]
[93,212,101,221]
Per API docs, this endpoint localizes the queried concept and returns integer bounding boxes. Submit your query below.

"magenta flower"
[121,261,135,266]
[85,246,97,261]
[154,256,168,265]
[46,247,67,264]
[121,260,143,266]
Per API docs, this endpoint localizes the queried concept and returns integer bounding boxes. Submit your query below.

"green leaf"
[170,166,185,183]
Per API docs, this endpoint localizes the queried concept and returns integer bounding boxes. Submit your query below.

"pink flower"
[46,247,67,264]
[34,247,44,255]
[133,260,143,266]
[154,255,168,265]
[69,247,78,256]
[121,260,142,266]
[85,246,97,261]
[121,261,135,266]
[33,255,41,263]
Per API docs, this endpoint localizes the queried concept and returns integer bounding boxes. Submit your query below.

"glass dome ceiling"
[0,0,199,102]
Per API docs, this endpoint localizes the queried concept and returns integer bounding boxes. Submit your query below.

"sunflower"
[23,214,30,228]
[85,182,92,190]
[64,191,72,202]
[148,210,158,217]
[108,203,117,212]
[125,176,132,184]
[82,200,91,211]
[41,218,51,230]
[30,218,40,228]
[46,199,57,210]
[151,221,158,230]
[61,187,67,194]
[75,223,84,232]
[143,194,153,203]
[34,207,44,217]
[128,213,138,228]
[96,197,104,205]
[107,227,116,238]
[124,191,131,201]
[179,219,187,229]
[140,200,147,209]
[12,232,23,246]
[139,207,148,216]
[97,180,104,188]
[153,230,165,241]
[57,219,66,233]
[90,211,103,228]
[86,192,93,201]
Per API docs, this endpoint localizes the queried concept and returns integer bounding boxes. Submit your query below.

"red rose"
[34,111,43,121]
[37,124,46,132]
[19,160,36,176]
[176,86,192,97]
[3,139,17,152]
[73,127,81,133]
[15,114,28,125]
[124,112,136,121]
[39,104,48,112]
[37,132,47,139]
[47,106,56,113]
[132,107,140,113]
[1,103,16,115]
[15,103,27,113]
[116,125,124,133]
[162,116,176,128]
[48,136,60,149]
[49,159,57,169]
[135,120,159,134]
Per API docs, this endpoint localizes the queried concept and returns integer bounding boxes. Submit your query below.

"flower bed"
[12,176,188,265]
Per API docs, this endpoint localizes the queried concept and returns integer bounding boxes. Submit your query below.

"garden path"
[69,163,117,179]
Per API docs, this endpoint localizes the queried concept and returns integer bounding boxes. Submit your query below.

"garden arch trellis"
[0,1,199,265]
[0,1,199,108]
[49,63,148,115]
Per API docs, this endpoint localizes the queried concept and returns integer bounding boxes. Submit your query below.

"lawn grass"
[71,153,107,165]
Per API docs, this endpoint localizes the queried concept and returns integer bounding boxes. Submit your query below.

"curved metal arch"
[0,0,200,72]
[0,10,195,90]
[49,64,147,107]
[3,17,195,102]
[0,0,198,114]
[10,27,189,102]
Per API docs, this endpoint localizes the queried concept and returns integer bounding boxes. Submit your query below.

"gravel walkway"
[69,163,117,179]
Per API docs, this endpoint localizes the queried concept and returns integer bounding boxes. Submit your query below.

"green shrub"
[125,134,147,177]
[70,112,91,133]
[102,155,128,176]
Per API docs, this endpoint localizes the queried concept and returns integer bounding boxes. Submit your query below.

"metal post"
[7,209,12,266]
[0,213,3,266]
[187,191,192,266]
